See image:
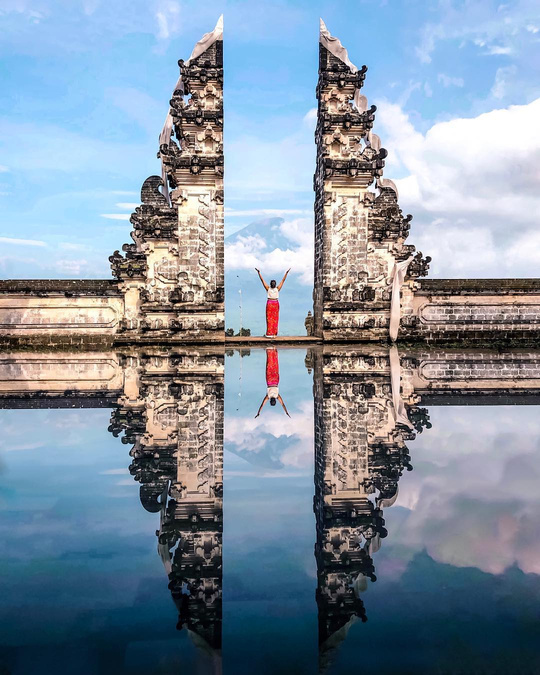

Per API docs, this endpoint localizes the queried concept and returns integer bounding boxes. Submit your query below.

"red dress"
[266,288,279,336]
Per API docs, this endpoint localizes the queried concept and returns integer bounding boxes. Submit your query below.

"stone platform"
[225,336,321,345]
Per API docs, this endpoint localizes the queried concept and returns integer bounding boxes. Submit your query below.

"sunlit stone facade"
[110,24,225,342]
[313,21,430,340]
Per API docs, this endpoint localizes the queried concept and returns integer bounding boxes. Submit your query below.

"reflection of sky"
[328,404,540,675]
[1,351,540,674]
[224,349,318,673]
[224,348,314,476]
[0,409,203,674]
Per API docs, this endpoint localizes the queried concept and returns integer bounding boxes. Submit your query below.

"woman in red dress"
[255,267,291,338]
[255,347,291,417]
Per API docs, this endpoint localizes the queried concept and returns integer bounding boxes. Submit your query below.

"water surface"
[1,347,540,674]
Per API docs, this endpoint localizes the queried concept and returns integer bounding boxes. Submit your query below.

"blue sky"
[1,0,540,291]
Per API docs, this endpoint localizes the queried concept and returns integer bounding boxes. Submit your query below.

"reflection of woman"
[255,267,291,338]
[255,347,291,417]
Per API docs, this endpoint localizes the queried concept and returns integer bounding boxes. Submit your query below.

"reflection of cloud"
[0,410,97,454]
[393,407,540,575]
[3,442,44,452]
[225,400,313,472]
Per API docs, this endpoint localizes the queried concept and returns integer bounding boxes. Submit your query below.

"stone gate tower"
[314,20,430,341]
[110,18,224,342]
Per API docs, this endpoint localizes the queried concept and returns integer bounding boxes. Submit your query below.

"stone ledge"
[0,335,116,350]
[417,279,540,295]
[0,279,121,296]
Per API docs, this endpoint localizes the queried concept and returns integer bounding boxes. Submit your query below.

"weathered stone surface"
[312,345,416,653]
[313,25,430,342]
[0,284,124,346]
[110,29,225,343]
[400,281,540,344]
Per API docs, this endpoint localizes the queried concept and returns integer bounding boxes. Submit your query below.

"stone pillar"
[110,22,224,342]
[314,21,430,341]
[110,348,223,649]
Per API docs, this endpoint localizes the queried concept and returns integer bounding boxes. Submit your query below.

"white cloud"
[437,73,465,88]
[415,0,540,63]
[0,1,44,21]
[415,23,444,63]
[100,213,131,220]
[485,44,513,55]
[0,236,46,247]
[55,259,88,274]
[303,107,318,131]
[225,218,314,285]
[59,242,89,251]
[115,202,139,209]
[155,1,181,40]
[376,97,540,276]
[490,65,517,99]
[0,165,8,172]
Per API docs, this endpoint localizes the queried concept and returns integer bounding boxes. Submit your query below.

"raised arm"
[277,395,291,418]
[255,268,269,291]
[277,268,291,291]
[255,395,269,418]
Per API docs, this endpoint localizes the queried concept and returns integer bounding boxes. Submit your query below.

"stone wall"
[0,23,225,348]
[0,280,123,348]
[392,279,540,345]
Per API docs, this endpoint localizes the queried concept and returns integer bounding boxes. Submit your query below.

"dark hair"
[270,280,277,287]
[270,397,277,406]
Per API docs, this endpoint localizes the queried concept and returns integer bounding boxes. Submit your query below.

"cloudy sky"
[1,0,539,289]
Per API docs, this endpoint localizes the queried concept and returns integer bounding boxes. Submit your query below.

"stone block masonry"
[110,19,224,342]
[313,20,430,342]
[401,279,540,345]
[0,280,123,348]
